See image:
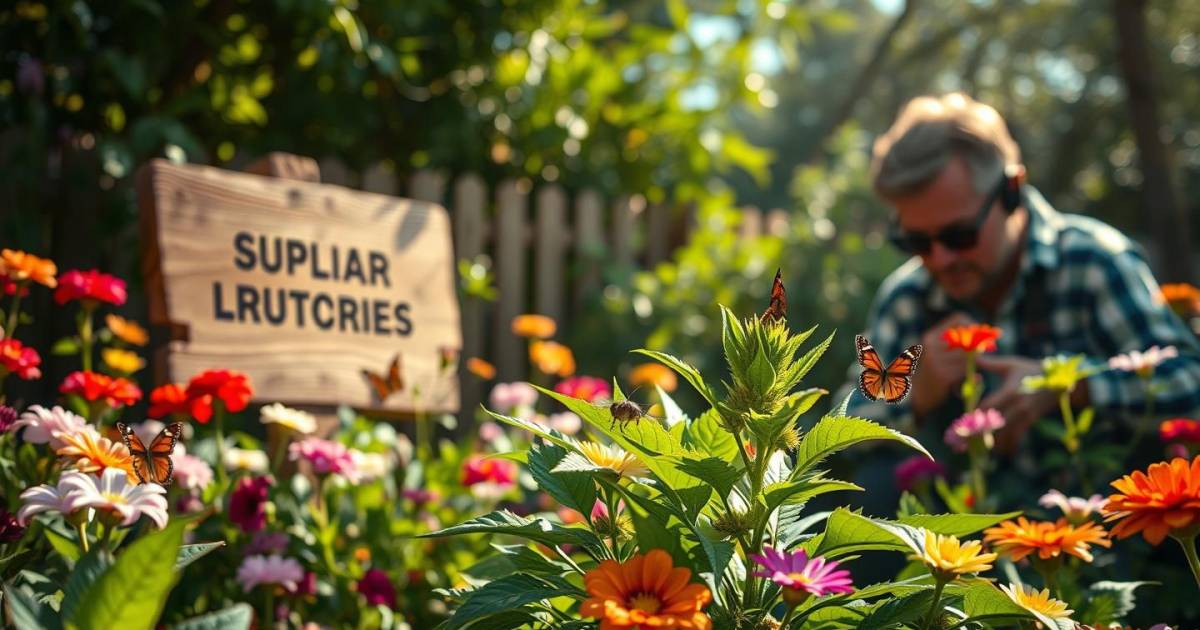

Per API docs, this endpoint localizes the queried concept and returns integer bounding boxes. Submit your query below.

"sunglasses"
[888,179,1005,256]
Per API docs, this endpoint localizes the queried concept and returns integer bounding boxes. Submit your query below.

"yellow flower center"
[629,593,661,614]
[785,572,812,585]
[101,492,127,505]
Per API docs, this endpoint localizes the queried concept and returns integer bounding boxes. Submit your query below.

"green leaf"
[858,590,935,630]
[463,545,571,582]
[792,415,930,477]
[458,610,539,629]
[67,518,189,630]
[1080,581,1155,625]
[528,441,598,514]
[761,477,862,515]
[897,512,1022,537]
[666,0,689,29]
[174,542,225,571]
[656,385,688,427]
[676,456,742,501]
[60,549,113,622]
[805,509,924,558]
[50,337,82,355]
[484,408,577,451]
[632,349,718,407]
[168,604,253,630]
[747,388,827,450]
[683,408,738,462]
[3,582,60,630]
[444,574,583,629]
[957,580,1054,627]
[419,510,605,557]
[747,347,777,392]
[45,527,82,564]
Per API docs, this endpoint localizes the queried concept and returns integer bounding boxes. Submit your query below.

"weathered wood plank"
[573,189,605,316]
[453,173,489,423]
[535,185,567,327]
[493,179,529,382]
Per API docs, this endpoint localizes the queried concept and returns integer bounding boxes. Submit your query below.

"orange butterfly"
[761,268,786,323]
[363,354,403,402]
[116,421,184,486]
[855,335,922,403]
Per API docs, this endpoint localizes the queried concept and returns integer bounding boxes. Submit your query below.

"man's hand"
[976,355,1059,454]
[910,312,975,421]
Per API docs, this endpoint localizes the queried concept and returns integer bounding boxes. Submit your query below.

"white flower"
[351,450,392,482]
[236,554,305,592]
[1038,489,1107,522]
[61,468,168,528]
[17,472,89,525]
[393,434,414,467]
[260,403,317,435]
[1108,345,1178,377]
[12,405,90,449]
[225,447,270,472]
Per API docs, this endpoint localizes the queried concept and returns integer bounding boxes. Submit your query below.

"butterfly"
[363,354,403,402]
[855,334,923,403]
[116,421,184,486]
[761,268,787,323]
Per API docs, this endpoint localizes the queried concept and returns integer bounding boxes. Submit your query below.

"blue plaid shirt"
[841,187,1200,427]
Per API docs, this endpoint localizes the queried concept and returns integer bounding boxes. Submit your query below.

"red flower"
[59,370,142,407]
[356,568,397,609]
[942,324,1002,353]
[0,275,29,297]
[0,339,42,380]
[185,369,253,422]
[147,383,190,418]
[229,476,273,533]
[1160,418,1200,443]
[461,455,517,487]
[53,269,127,306]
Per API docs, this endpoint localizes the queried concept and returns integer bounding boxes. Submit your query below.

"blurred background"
[2,0,1198,418]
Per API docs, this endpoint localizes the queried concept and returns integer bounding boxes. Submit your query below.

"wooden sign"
[136,158,461,414]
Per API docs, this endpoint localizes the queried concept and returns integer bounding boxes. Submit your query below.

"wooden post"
[361,162,399,196]
[454,173,488,425]
[573,189,605,317]
[409,170,448,204]
[645,203,671,266]
[535,184,567,327]
[493,179,529,382]
[611,194,644,269]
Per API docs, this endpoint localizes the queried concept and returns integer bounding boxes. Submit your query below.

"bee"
[609,398,648,427]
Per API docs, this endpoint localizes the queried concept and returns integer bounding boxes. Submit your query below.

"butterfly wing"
[386,354,403,392]
[760,269,787,323]
[116,422,151,484]
[362,369,389,400]
[855,335,891,401]
[145,422,183,486]
[880,345,923,403]
[363,355,404,401]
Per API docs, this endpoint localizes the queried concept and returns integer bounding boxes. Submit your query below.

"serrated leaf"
[168,603,253,630]
[747,347,777,391]
[632,349,718,407]
[761,478,861,515]
[529,442,598,515]
[458,610,539,629]
[1081,580,1155,624]
[60,549,113,622]
[175,542,224,571]
[463,545,571,581]
[656,385,688,427]
[419,510,605,557]
[484,408,577,451]
[792,415,930,477]
[549,451,608,475]
[897,512,1022,537]
[858,589,935,629]
[676,456,742,501]
[683,408,738,462]
[444,574,582,629]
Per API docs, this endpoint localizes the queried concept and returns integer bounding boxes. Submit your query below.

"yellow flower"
[511,314,556,339]
[105,314,149,346]
[56,428,136,481]
[629,363,678,393]
[912,530,997,580]
[1000,583,1074,621]
[578,441,648,478]
[1021,354,1093,394]
[260,402,317,434]
[102,348,145,375]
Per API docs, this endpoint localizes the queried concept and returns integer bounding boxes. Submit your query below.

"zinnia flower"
[59,370,142,407]
[0,339,41,380]
[460,455,517,487]
[11,405,88,449]
[1160,283,1200,316]
[943,408,1006,452]
[466,357,496,380]
[172,448,214,492]
[999,583,1074,622]
[942,324,1001,353]
[105,314,148,346]
[895,456,946,492]
[101,348,145,374]
[488,381,538,412]
[229,476,273,533]
[984,517,1111,563]
[226,447,270,472]
[1021,354,1093,394]
[1160,419,1200,443]
[749,546,853,605]
[245,531,290,556]
[581,549,712,630]
[289,437,361,482]
[576,441,648,478]
[0,275,29,297]
[1108,346,1178,377]
[61,467,168,528]
[236,554,304,592]
[1104,455,1200,545]
[56,429,135,479]
[260,403,317,434]
[529,340,575,377]
[1038,490,1107,523]
[54,269,127,306]
[913,530,997,579]
[629,363,678,393]
[17,473,86,525]
[357,568,397,608]
[147,383,190,418]
[511,314,556,339]
[185,369,253,422]
[555,375,612,403]
[0,249,57,288]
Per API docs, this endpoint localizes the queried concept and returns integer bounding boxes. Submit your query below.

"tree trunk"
[1112,0,1192,281]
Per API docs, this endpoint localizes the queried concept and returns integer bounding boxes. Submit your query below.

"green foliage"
[168,604,253,630]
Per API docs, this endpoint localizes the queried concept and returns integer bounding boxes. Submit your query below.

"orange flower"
[512,314,557,339]
[56,428,135,480]
[984,517,1110,563]
[581,549,712,630]
[530,340,575,377]
[1160,283,1200,316]
[466,357,496,380]
[629,363,678,393]
[942,324,1001,353]
[1104,456,1200,545]
[105,314,149,346]
[0,249,57,288]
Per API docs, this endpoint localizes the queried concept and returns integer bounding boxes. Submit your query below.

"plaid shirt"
[841,187,1200,427]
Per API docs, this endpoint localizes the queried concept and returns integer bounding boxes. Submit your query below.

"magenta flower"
[402,488,438,505]
[943,408,1006,453]
[0,503,25,542]
[245,531,290,556]
[750,546,854,604]
[895,456,946,492]
[289,437,361,483]
[554,376,611,403]
[0,405,16,433]
[229,475,273,533]
[357,568,397,608]
[236,554,304,592]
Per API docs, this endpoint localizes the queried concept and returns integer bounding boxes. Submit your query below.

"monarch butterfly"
[116,421,184,487]
[363,354,403,402]
[761,268,787,323]
[855,334,923,403]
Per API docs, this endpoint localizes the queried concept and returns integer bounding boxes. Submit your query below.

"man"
[843,92,1200,453]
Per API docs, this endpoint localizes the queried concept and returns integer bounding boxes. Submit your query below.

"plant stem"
[77,520,90,553]
[1059,393,1090,493]
[920,578,947,630]
[214,404,229,491]
[1177,534,1200,592]
[5,289,24,339]
[264,588,275,629]
[98,521,114,552]
[963,352,978,412]
[779,604,799,628]
[79,306,95,372]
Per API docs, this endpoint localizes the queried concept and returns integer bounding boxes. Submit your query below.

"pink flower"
[17,473,87,525]
[60,467,168,528]
[1038,489,1107,523]
[548,412,582,435]
[478,421,505,443]
[245,531,290,556]
[1108,345,1178,377]
[229,476,273,533]
[236,554,305,592]
[461,455,517,487]
[402,488,438,505]
[289,437,361,482]
[0,405,16,433]
[488,382,538,412]
[554,376,611,403]
[750,546,854,604]
[943,408,1006,453]
[895,456,946,492]
[53,269,127,306]
[11,405,90,449]
[172,450,214,493]
[357,568,397,608]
